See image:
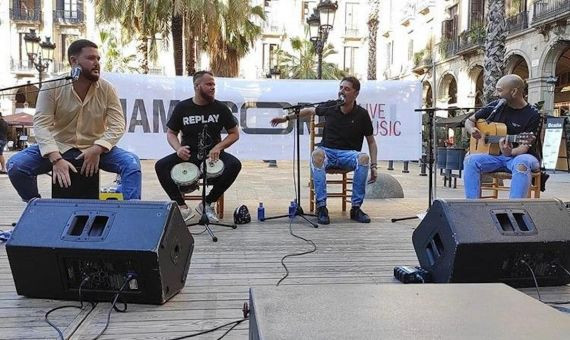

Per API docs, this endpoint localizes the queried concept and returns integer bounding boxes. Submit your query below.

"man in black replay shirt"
[463,74,540,198]
[271,76,378,225]
[155,71,241,223]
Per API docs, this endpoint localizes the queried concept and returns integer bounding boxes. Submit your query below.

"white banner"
[105,73,422,160]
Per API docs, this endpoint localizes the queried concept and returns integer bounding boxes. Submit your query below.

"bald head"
[497,74,525,91]
[495,74,528,106]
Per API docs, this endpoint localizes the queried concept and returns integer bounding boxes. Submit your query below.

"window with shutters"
[469,0,485,28]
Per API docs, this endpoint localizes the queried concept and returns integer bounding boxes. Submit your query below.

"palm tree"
[98,30,138,73]
[367,0,380,80]
[210,2,264,77]
[483,0,507,104]
[95,0,171,74]
[278,36,346,80]
[172,0,184,76]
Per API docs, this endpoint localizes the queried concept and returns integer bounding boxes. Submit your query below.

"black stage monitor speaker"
[412,199,570,287]
[6,199,194,304]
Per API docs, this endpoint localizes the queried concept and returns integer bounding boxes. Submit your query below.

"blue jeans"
[7,145,142,201]
[463,153,540,199]
[311,146,369,208]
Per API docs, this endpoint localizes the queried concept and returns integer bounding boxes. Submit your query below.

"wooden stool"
[480,170,541,199]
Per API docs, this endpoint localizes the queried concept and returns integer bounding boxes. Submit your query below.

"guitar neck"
[484,135,519,144]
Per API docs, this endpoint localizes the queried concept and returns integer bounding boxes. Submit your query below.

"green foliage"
[98,30,137,73]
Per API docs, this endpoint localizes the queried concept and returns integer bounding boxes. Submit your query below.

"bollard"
[402,161,410,173]
[419,154,427,176]
[387,160,394,170]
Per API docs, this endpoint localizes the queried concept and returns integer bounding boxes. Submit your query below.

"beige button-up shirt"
[33,78,125,157]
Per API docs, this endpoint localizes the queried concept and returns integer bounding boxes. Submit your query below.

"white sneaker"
[195,202,219,222]
[179,206,195,225]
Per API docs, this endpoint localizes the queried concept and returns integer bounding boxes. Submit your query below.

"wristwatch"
[285,115,290,121]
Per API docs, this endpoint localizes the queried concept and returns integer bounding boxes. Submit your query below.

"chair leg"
[309,179,315,213]
[342,173,347,212]
[217,195,224,219]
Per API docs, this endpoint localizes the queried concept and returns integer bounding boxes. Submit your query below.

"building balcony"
[10,7,41,22]
[10,59,36,76]
[262,22,284,36]
[456,27,486,55]
[417,0,435,15]
[400,11,414,26]
[506,11,529,35]
[53,9,85,25]
[412,52,433,75]
[344,27,360,37]
[532,0,570,26]
[439,38,459,60]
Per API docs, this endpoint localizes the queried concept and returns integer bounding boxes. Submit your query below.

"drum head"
[206,159,225,178]
[171,162,201,186]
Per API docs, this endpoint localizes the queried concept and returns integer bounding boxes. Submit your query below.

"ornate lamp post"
[306,0,338,79]
[546,75,558,115]
[24,29,56,88]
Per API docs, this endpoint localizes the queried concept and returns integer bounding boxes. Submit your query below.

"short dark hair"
[341,76,360,92]
[193,71,214,86]
[67,39,98,62]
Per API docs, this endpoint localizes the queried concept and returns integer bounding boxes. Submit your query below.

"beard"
[199,86,215,103]
[84,69,100,82]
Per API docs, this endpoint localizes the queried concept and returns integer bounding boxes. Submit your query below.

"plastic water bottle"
[257,202,265,221]
[288,201,296,218]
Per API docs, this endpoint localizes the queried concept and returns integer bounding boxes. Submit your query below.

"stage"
[0,159,569,339]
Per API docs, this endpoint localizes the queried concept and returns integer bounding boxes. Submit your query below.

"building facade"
[378,0,570,115]
[0,0,96,114]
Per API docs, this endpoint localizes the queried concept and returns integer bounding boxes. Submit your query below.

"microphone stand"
[0,75,75,93]
[391,106,480,223]
[188,124,237,242]
[263,100,340,228]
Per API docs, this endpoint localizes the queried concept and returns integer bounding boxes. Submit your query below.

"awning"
[3,113,33,127]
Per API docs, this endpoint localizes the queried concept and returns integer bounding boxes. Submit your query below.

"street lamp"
[24,29,56,88]
[306,0,338,79]
[546,75,558,114]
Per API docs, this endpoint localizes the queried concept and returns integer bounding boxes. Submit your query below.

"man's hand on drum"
[177,146,191,161]
[270,116,287,127]
[209,145,223,162]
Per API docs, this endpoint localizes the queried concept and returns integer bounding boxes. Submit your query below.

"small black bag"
[234,205,251,224]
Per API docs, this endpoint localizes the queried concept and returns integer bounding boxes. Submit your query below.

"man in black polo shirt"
[271,76,378,224]
[464,74,540,198]
[155,71,241,223]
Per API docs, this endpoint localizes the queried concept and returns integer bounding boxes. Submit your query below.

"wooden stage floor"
[0,159,569,339]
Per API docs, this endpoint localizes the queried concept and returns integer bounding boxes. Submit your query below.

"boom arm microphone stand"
[0,71,78,93]
[263,100,341,228]
[188,125,237,242]
[391,106,480,223]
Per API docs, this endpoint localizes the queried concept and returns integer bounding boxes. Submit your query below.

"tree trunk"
[184,15,196,76]
[367,0,379,80]
[483,0,507,104]
[172,12,184,76]
[136,38,149,74]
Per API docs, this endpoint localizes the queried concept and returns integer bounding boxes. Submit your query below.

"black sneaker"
[350,207,370,223]
[317,206,330,225]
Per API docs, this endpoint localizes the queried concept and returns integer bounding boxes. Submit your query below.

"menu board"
[542,117,566,170]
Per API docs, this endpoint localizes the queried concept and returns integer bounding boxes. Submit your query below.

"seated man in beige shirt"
[7,39,141,201]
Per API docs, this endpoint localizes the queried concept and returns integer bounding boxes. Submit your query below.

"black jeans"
[155,151,241,206]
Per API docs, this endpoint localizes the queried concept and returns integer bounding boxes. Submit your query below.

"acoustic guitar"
[469,119,535,155]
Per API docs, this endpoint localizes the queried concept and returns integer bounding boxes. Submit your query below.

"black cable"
[169,318,247,340]
[45,276,93,340]
[92,274,135,340]
[216,318,247,340]
[276,218,318,286]
[522,261,570,308]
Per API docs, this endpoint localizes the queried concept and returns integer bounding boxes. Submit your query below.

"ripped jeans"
[463,153,540,199]
[311,146,369,208]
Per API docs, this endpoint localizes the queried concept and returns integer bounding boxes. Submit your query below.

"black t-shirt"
[167,99,237,153]
[315,101,373,151]
[474,100,540,159]
[0,118,8,140]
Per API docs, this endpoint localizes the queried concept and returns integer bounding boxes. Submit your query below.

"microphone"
[486,98,506,122]
[70,66,81,81]
[337,93,345,106]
